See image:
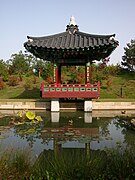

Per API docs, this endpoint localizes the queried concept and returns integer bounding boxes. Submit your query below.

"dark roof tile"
[25,28,118,50]
[24,21,119,62]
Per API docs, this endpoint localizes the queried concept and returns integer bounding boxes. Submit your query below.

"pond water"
[0,110,135,159]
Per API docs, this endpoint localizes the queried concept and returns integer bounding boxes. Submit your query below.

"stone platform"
[0,100,134,111]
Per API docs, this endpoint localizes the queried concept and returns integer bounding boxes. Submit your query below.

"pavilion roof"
[24,17,119,63]
[25,27,118,49]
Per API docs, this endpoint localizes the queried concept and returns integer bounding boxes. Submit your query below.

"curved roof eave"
[27,31,115,41]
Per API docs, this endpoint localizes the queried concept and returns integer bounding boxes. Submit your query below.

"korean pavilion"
[24,16,118,111]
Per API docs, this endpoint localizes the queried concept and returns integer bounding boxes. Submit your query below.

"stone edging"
[0,101,135,110]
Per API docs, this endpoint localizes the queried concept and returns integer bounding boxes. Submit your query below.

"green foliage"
[0,148,32,179]
[23,75,41,90]
[0,59,9,81]
[103,64,121,76]
[106,78,112,89]
[16,110,43,125]
[0,49,135,99]
[8,75,19,86]
[24,77,34,90]
[45,76,53,84]
[100,68,135,98]
[9,51,30,75]
[92,64,121,84]
[0,78,4,90]
[61,66,85,84]
[122,39,135,71]
[1,147,135,179]
[33,60,53,79]
[35,116,43,122]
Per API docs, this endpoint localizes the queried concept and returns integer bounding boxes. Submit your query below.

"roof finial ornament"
[69,16,77,26]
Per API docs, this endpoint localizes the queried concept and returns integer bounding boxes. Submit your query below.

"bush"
[45,76,53,84]
[24,76,41,90]
[0,78,4,90]
[24,78,34,90]
[0,59,9,81]
[8,75,19,86]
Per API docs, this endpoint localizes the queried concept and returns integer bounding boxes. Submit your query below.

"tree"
[8,51,30,75]
[0,59,9,81]
[122,39,135,71]
[33,60,53,79]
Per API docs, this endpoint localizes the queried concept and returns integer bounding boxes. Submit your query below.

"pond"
[0,109,135,159]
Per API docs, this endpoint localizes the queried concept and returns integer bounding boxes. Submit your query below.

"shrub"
[107,78,112,89]
[0,78,4,90]
[46,76,53,84]
[24,76,41,89]
[24,78,34,90]
[0,59,9,81]
[8,75,19,86]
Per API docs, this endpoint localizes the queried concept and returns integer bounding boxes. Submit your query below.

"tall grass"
[0,147,135,179]
[0,147,32,179]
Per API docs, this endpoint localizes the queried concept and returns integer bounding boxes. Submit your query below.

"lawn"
[0,73,134,100]
[0,76,42,99]
[100,74,135,99]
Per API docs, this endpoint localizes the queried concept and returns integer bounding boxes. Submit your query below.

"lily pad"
[0,135,9,139]
[41,129,48,133]
[35,116,43,122]
[26,111,35,120]
[65,132,74,136]
[51,129,60,132]
[27,128,36,134]
[17,122,25,125]
[0,129,10,133]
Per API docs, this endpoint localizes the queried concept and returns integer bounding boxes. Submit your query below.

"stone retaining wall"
[92,102,135,110]
[0,101,135,110]
[0,101,50,110]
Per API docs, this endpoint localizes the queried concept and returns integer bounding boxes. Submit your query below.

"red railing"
[41,82,100,99]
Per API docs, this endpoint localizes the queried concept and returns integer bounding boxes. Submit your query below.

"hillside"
[0,70,134,99]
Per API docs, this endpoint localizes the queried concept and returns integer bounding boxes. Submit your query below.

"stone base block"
[84,100,92,112]
[51,99,59,111]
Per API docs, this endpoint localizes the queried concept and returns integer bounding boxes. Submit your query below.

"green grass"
[96,98,135,102]
[0,73,135,100]
[100,75,135,99]
[0,76,42,99]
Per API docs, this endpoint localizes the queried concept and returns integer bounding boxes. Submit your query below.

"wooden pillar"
[53,64,58,84]
[58,65,61,84]
[53,64,56,84]
[85,62,92,84]
[53,64,61,85]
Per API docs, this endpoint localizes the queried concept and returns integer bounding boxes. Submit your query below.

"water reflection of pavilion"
[41,112,99,155]
[51,112,93,123]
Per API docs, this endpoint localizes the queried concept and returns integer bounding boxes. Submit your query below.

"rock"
[131,119,135,128]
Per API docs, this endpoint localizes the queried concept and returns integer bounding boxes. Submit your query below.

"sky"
[0,0,135,65]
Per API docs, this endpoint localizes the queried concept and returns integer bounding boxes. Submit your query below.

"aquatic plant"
[15,110,43,125]
[26,111,36,120]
